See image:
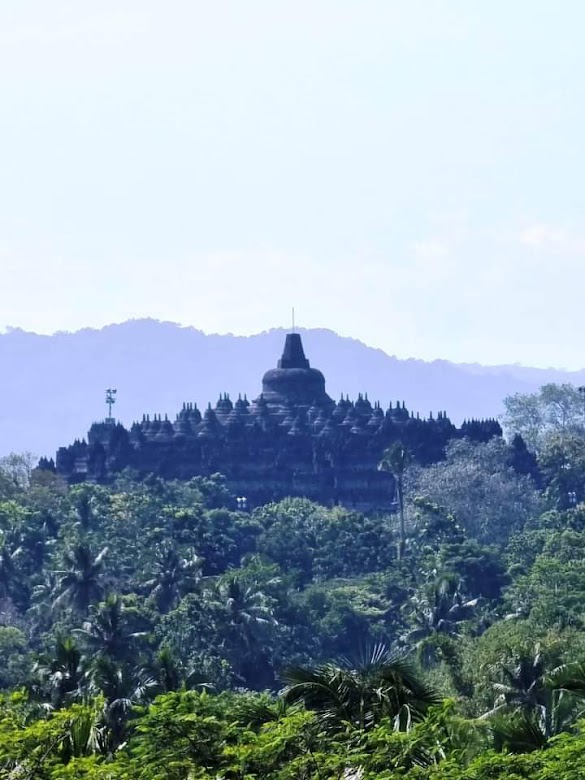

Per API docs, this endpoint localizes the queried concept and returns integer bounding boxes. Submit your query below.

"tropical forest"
[1,384,585,777]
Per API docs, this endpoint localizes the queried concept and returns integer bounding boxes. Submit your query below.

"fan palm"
[489,713,548,754]
[282,643,440,732]
[52,543,108,614]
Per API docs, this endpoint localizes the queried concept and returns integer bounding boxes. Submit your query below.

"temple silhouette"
[53,332,502,510]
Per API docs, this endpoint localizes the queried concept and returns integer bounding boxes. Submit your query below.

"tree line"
[1,383,585,777]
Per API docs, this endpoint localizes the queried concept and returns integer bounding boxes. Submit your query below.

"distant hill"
[2,319,584,459]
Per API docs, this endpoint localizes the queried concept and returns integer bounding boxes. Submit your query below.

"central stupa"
[259,333,333,409]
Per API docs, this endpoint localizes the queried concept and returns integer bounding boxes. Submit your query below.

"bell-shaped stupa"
[258,333,332,409]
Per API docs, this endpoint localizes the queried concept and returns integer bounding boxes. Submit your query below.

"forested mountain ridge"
[2,318,585,458]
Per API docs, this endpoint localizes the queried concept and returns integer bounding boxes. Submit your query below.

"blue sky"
[1,1,584,368]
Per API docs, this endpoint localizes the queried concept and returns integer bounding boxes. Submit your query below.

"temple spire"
[278,332,310,369]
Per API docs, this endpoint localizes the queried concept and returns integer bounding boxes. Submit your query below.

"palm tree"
[379,442,410,558]
[88,656,154,753]
[141,647,210,695]
[75,594,147,663]
[282,643,440,732]
[205,574,278,686]
[75,491,95,531]
[211,575,277,637]
[142,543,204,612]
[52,543,108,614]
[29,571,60,632]
[483,645,547,719]
[59,703,104,762]
[402,579,479,696]
[32,636,86,709]
[404,578,479,665]
[482,645,585,749]
[0,540,23,600]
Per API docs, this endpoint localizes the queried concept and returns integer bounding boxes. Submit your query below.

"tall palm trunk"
[379,443,410,560]
[396,474,405,560]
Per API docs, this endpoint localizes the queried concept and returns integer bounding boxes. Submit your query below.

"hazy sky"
[1,1,584,368]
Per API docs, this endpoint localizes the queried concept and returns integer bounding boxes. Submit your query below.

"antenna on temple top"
[105,388,117,422]
[291,306,295,333]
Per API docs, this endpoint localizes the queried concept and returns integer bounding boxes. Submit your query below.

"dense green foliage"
[4,384,585,777]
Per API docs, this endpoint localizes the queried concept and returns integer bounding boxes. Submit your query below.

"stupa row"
[54,333,501,510]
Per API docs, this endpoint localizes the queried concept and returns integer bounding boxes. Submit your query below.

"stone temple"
[53,333,501,511]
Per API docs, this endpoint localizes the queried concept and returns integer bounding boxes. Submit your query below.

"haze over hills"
[2,319,584,460]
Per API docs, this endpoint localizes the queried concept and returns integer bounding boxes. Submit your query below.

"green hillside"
[2,384,585,777]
